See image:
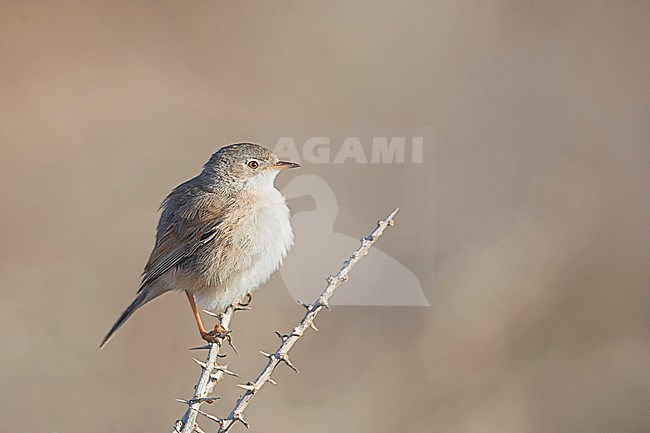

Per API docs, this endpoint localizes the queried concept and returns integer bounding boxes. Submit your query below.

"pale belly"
[194,188,293,311]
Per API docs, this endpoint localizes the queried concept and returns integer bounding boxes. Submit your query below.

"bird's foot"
[200,324,231,344]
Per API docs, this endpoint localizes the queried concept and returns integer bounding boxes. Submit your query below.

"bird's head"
[202,143,300,186]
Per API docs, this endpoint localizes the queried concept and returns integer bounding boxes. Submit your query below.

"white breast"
[197,171,293,311]
[242,182,293,290]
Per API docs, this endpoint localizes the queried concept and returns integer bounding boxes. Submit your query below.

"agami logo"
[280,175,429,306]
[273,136,424,165]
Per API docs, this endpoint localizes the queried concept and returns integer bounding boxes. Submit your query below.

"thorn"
[215,364,240,378]
[319,298,331,310]
[274,331,289,341]
[267,377,277,385]
[387,219,395,227]
[189,344,212,351]
[309,322,319,332]
[237,383,258,393]
[202,309,221,318]
[225,334,239,355]
[233,304,252,311]
[259,350,274,359]
[217,353,227,358]
[280,354,299,373]
[195,408,223,425]
[191,357,208,370]
[175,398,190,404]
[297,300,312,309]
[233,412,250,429]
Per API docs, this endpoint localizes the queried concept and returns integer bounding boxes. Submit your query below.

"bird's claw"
[201,327,231,344]
[238,292,253,307]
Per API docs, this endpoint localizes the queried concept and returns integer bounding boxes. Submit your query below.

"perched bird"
[100,143,299,349]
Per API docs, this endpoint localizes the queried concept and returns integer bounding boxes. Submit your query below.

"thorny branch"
[173,304,243,433]
[173,208,400,433]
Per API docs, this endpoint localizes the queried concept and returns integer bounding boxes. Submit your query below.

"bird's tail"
[99,287,164,350]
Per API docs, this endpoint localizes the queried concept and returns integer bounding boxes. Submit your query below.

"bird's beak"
[272,161,301,170]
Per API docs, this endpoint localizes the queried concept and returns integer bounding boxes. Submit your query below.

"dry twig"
[173,208,399,432]
[172,305,241,433]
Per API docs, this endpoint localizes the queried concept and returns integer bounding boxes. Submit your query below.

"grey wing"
[137,192,224,292]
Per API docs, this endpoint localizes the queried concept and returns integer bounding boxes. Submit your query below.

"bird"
[100,143,299,349]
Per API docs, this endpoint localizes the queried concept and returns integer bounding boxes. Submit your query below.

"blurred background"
[1,1,649,432]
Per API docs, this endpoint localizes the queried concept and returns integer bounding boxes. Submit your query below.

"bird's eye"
[247,160,259,169]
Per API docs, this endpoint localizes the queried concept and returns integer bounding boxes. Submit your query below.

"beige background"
[1,1,649,432]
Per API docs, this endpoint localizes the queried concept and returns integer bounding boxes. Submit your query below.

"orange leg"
[186,291,207,334]
[185,291,227,343]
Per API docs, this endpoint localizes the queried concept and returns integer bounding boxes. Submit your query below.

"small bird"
[100,143,299,349]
